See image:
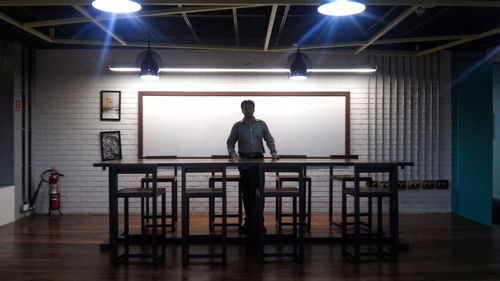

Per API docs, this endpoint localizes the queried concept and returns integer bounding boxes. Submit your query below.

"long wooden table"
[93,157,413,260]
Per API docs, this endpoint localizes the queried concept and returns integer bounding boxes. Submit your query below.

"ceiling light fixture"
[289,47,308,80]
[318,0,366,16]
[109,67,377,73]
[92,0,141,14]
[138,35,160,81]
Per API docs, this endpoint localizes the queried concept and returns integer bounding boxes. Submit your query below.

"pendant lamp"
[138,35,161,80]
[318,0,366,16]
[289,47,308,80]
[92,0,141,14]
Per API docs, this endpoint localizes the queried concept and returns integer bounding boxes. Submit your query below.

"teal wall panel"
[493,64,500,199]
[452,52,493,225]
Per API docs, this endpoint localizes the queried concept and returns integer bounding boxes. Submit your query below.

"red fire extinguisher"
[48,168,64,214]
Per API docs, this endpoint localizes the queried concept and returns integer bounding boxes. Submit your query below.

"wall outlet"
[20,204,30,212]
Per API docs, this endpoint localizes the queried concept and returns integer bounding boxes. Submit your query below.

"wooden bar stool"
[208,155,242,232]
[256,165,305,264]
[140,156,178,232]
[116,164,166,264]
[182,165,227,265]
[275,155,312,231]
[342,163,399,263]
[330,174,373,230]
[328,155,373,228]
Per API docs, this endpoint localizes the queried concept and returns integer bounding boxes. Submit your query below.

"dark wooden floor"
[1,214,500,281]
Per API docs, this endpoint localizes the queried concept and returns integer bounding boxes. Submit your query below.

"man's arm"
[226,123,239,159]
[262,122,278,159]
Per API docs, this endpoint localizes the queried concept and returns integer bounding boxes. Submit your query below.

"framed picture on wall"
[100,90,121,121]
[100,131,122,161]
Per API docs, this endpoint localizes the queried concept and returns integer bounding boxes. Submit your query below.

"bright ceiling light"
[92,0,141,14]
[109,66,377,74]
[318,0,366,16]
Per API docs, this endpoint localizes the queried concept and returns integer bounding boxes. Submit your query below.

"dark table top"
[93,157,413,168]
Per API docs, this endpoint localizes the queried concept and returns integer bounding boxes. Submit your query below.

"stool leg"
[368,196,373,233]
[222,193,227,265]
[141,181,146,234]
[152,194,158,264]
[173,180,178,222]
[209,180,215,232]
[377,195,383,260]
[276,179,283,231]
[257,191,264,264]
[182,198,189,265]
[145,181,150,228]
[307,180,312,231]
[172,180,177,231]
[298,187,305,264]
[238,184,243,227]
[161,193,166,262]
[354,188,361,263]
[341,185,347,257]
[292,196,298,262]
[328,173,333,225]
[124,197,129,261]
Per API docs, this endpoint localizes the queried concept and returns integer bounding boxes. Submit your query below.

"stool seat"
[186,188,223,197]
[118,187,166,197]
[344,187,390,197]
[142,175,177,182]
[276,175,311,181]
[264,187,299,196]
[331,175,372,181]
[209,175,240,181]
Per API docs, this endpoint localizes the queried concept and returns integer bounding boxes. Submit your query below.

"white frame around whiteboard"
[139,92,350,158]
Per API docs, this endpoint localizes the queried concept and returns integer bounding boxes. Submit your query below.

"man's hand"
[271,153,280,160]
[232,155,241,160]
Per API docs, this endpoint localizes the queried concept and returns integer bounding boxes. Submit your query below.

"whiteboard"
[139,92,350,158]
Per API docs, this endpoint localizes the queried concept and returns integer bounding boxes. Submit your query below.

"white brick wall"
[32,49,451,214]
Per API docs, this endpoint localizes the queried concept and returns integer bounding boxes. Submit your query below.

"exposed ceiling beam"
[263,5,278,51]
[416,26,500,56]
[50,34,467,53]
[1,1,500,7]
[177,4,200,44]
[232,8,240,47]
[274,4,289,46]
[0,12,52,42]
[271,34,469,51]
[23,5,257,27]
[51,38,415,56]
[355,5,418,53]
[357,6,397,40]
[72,5,127,46]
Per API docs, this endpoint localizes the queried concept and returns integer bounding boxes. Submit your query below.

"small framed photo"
[100,131,122,161]
[100,90,121,121]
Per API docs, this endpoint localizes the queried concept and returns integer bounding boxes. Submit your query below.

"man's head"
[241,100,255,118]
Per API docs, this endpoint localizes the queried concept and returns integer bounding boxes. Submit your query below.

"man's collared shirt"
[227,117,277,158]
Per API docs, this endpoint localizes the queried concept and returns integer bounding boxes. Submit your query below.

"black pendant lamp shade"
[289,47,308,80]
[138,35,161,80]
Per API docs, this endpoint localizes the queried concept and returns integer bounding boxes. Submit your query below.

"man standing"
[227,100,278,233]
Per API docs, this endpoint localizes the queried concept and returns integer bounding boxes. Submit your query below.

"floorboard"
[0,214,499,281]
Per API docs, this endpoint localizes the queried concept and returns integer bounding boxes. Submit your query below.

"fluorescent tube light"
[109,66,377,73]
